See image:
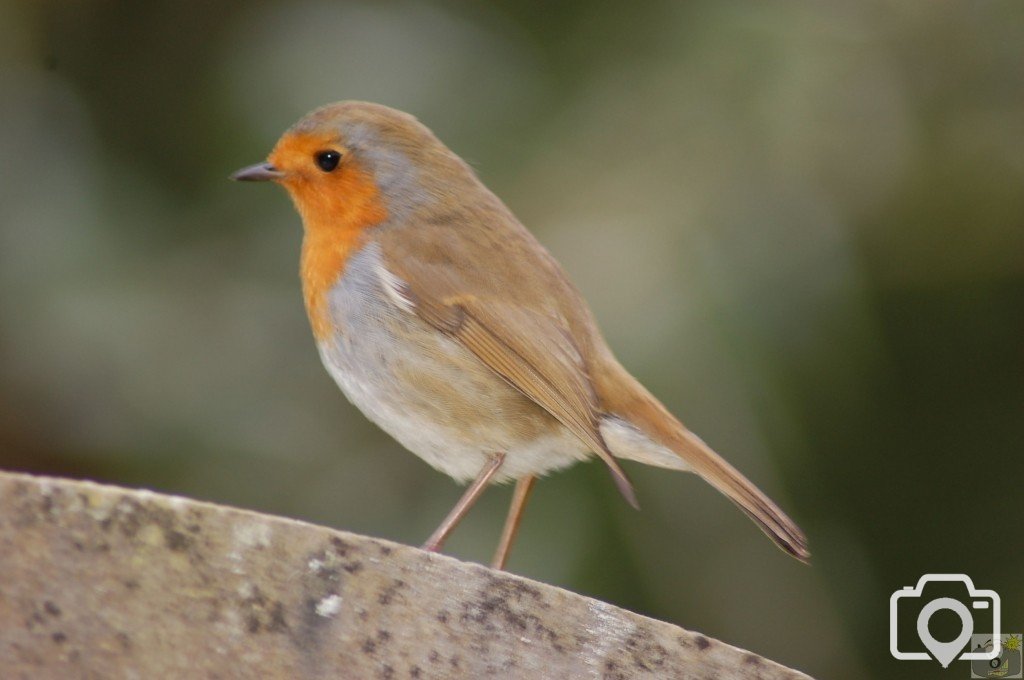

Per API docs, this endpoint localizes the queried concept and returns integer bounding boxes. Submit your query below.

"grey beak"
[230,162,285,182]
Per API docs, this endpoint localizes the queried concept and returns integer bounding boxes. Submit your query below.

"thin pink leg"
[422,452,506,553]
[490,475,537,570]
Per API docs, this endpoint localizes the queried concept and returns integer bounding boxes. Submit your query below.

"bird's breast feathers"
[316,242,590,481]
[297,159,389,341]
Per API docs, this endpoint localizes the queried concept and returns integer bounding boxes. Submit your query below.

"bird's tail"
[596,362,810,563]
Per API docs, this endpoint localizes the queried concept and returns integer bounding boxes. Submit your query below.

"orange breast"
[276,154,388,340]
[300,167,387,340]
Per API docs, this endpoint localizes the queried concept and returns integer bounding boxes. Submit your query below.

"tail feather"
[673,427,810,563]
[595,361,810,563]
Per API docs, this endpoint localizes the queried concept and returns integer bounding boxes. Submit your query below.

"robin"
[232,101,809,570]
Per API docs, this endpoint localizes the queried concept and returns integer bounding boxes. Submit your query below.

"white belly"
[316,243,590,483]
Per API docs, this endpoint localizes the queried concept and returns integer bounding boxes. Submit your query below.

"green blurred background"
[2,1,1021,677]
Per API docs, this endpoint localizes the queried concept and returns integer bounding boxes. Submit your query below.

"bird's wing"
[377,225,637,506]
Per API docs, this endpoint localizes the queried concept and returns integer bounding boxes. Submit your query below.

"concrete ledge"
[0,471,812,679]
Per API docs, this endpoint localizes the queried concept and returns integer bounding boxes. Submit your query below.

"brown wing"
[378,220,638,507]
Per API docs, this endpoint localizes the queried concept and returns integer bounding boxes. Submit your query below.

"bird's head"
[231,101,473,231]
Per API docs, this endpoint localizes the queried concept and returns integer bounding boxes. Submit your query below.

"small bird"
[232,101,809,569]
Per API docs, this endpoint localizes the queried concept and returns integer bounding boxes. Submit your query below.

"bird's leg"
[490,475,537,570]
[422,452,506,553]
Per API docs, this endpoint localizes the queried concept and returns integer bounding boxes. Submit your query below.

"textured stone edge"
[0,470,814,679]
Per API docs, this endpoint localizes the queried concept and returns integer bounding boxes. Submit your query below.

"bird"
[231,101,809,570]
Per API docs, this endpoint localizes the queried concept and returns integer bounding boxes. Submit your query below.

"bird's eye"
[315,150,341,172]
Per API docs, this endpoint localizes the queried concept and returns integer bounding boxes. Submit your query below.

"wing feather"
[384,246,638,507]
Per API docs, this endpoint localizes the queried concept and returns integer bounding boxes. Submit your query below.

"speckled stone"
[0,471,813,679]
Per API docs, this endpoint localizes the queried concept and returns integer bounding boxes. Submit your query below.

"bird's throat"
[294,164,388,341]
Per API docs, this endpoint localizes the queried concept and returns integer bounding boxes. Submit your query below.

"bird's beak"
[230,162,285,182]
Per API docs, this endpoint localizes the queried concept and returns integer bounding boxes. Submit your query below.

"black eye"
[315,150,341,172]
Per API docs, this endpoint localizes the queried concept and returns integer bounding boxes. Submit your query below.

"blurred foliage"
[2,1,1022,677]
